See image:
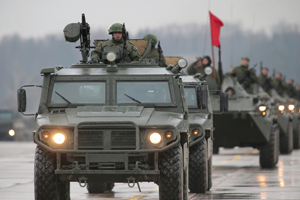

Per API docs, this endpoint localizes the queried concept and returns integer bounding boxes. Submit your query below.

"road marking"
[128,194,147,200]
[212,149,259,170]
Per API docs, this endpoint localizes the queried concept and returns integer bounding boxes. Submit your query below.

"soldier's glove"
[89,59,98,64]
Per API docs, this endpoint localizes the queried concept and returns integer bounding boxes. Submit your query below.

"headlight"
[53,133,66,144]
[258,105,267,112]
[192,129,199,135]
[288,104,295,111]
[8,129,15,136]
[177,58,188,68]
[107,52,117,62]
[148,132,162,145]
[165,131,173,139]
[204,67,213,75]
[278,105,285,111]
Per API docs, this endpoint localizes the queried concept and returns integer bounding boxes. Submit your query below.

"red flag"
[209,11,224,47]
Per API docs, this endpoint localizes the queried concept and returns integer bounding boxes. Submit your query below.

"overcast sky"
[1,0,300,39]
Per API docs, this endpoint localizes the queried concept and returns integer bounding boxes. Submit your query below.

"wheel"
[188,139,208,193]
[293,123,300,149]
[213,147,219,154]
[280,121,293,154]
[106,182,115,191]
[259,124,280,168]
[207,157,212,191]
[159,143,183,200]
[34,146,70,200]
[87,182,106,193]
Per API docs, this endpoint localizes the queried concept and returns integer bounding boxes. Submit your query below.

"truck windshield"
[117,81,172,104]
[185,87,197,107]
[51,82,106,104]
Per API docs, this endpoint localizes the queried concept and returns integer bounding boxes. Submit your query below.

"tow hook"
[78,176,87,187]
[127,176,141,192]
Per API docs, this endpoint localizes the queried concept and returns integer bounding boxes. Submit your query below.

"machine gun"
[122,23,130,62]
[238,64,257,84]
[63,13,91,63]
[158,41,163,67]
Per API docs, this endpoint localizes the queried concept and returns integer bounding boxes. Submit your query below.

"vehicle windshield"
[117,81,172,104]
[51,82,106,104]
[185,87,197,107]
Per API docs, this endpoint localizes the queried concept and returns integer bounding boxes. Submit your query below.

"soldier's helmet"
[144,34,157,47]
[108,23,124,34]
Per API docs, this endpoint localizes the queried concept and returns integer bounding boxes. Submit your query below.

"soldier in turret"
[230,57,257,93]
[90,23,140,63]
[143,34,167,67]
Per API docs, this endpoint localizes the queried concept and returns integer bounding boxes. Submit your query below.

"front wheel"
[293,123,300,149]
[159,143,183,200]
[280,121,293,154]
[34,146,70,200]
[259,124,279,168]
[188,139,208,193]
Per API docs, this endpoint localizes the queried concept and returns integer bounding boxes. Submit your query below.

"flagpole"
[211,44,216,81]
[218,45,223,84]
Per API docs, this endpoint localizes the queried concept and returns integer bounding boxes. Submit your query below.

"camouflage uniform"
[90,23,140,63]
[186,60,221,90]
[143,34,167,67]
[286,83,297,98]
[257,74,273,93]
[91,38,140,63]
[231,64,257,93]
[272,78,286,97]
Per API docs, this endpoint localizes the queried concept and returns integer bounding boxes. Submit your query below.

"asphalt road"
[0,142,299,200]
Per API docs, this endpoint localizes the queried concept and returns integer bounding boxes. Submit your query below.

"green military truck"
[181,72,227,193]
[17,14,202,200]
[212,75,279,168]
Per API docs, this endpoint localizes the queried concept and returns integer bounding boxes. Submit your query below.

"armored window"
[184,87,197,107]
[51,82,106,104]
[116,81,172,104]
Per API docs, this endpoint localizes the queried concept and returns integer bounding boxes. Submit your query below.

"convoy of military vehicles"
[15,14,300,200]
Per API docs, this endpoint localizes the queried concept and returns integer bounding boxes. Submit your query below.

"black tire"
[34,146,70,200]
[188,139,208,193]
[293,124,300,149]
[87,182,106,193]
[207,156,212,191]
[213,147,219,154]
[106,182,115,191]
[159,143,183,200]
[280,121,293,154]
[259,124,279,168]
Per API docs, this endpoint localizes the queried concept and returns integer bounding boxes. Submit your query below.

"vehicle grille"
[111,131,136,148]
[77,128,136,150]
[78,129,104,150]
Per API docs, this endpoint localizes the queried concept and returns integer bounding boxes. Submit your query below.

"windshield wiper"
[55,91,72,104]
[124,93,142,104]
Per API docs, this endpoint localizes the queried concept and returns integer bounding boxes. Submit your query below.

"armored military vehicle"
[181,71,227,193]
[212,75,279,168]
[291,100,300,149]
[0,110,15,141]
[268,89,294,153]
[17,14,194,200]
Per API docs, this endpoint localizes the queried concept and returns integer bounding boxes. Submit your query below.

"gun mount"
[63,13,91,63]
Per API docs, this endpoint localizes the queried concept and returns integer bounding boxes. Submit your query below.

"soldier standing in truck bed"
[90,23,140,63]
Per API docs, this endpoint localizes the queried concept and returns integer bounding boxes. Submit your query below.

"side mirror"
[17,89,27,112]
[220,92,228,112]
[197,85,208,109]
